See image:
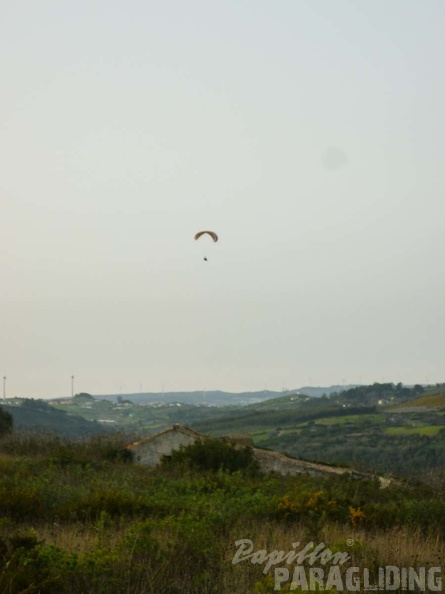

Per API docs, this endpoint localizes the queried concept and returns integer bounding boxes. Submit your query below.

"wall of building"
[131,430,199,467]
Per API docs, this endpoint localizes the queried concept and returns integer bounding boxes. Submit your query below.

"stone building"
[126,424,378,481]
[127,424,203,467]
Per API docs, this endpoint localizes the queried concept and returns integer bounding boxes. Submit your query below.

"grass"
[312,414,384,426]
[385,425,443,436]
[249,429,274,443]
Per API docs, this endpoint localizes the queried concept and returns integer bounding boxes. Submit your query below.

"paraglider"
[194,231,218,242]
[194,231,218,261]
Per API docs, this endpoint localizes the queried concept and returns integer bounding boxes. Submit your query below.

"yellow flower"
[349,506,365,526]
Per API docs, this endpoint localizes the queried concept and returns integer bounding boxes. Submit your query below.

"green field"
[385,425,444,436]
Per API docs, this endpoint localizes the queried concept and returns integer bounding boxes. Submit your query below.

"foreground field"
[0,431,444,593]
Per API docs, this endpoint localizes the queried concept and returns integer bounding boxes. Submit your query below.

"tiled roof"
[126,424,204,449]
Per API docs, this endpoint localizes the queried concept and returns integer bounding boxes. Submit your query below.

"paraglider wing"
[194,231,218,242]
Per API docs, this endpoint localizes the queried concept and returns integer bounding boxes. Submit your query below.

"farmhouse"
[127,424,379,482]
[127,424,203,466]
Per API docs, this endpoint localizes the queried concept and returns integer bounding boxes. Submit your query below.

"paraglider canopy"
[194,231,218,261]
[194,230,218,242]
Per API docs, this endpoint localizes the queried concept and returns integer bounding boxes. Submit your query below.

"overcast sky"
[1,1,444,399]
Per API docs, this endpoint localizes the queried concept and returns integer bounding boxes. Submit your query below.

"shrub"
[277,489,339,523]
[0,528,67,594]
[163,438,260,475]
[0,405,13,436]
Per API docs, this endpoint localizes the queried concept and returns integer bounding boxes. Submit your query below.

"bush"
[0,405,13,436]
[0,528,67,594]
[163,438,260,475]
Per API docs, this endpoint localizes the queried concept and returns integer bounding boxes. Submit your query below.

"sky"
[1,1,444,399]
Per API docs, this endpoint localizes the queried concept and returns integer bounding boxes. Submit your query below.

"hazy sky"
[1,1,444,398]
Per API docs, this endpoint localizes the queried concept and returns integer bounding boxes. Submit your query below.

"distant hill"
[295,385,359,398]
[188,383,445,478]
[90,386,357,406]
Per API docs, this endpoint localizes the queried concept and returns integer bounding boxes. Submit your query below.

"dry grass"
[34,518,445,569]
[321,523,444,568]
[220,519,445,592]
[32,521,127,553]
[393,393,445,409]
[4,517,443,594]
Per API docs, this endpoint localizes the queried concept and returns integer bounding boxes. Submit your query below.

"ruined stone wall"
[131,431,199,467]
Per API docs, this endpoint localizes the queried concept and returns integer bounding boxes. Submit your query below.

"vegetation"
[162,437,260,475]
[0,429,444,593]
[0,405,13,436]
[255,419,445,478]
[191,384,445,480]
[3,399,105,437]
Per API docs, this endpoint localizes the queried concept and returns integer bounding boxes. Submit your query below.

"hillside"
[3,399,106,437]
[190,383,445,479]
[390,392,445,411]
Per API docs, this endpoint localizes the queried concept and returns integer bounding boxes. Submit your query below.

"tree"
[73,393,94,401]
[21,398,51,410]
[0,405,13,435]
